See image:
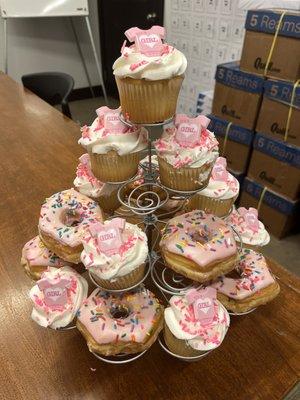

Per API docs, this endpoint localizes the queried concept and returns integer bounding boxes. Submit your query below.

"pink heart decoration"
[211,157,229,182]
[238,207,259,232]
[96,106,127,133]
[186,287,217,325]
[125,25,165,57]
[38,278,71,308]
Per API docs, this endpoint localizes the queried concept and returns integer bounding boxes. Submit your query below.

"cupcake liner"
[90,263,146,290]
[89,150,142,183]
[115,75,184,124]
[95,185,121,214]
[158,157,213,191]
[164,323,204,357]
[186,194,238,218]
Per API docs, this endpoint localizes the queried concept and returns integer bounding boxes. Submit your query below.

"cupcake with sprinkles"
[211,249,280,313]
[164,287,230,357]
[81,218,148,290]
[225,207,270,252]
[154,114,219,191]
[78,106,148,183]
[187,157,239,217]
[30,266,88,329]
[74,153,120,213]
[76,286,164,356]
[21,235,74,280]
[39,188,104,264]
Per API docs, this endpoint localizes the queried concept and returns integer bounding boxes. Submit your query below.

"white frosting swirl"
[154,126,219,169]
[81,221,148,281]
[113,45,187,80]
[30,267,88,329]
[165,295,230,351]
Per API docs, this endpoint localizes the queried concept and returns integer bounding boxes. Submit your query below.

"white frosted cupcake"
[187,157,239,217]
[164,287,230,357]
[113,25,187,123]
[225,207,270,251]
[78,106,148,182]
[74,153,120,213]
[29,266,88,329]
[81,218,148,290]
[154,114,219,191]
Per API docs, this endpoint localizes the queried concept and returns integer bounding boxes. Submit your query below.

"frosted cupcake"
[21,235,73,280]
[113,25,187,123]
[164,287,230,357]
[81,218,148,290]
[78,106,148,182]
[74,154,120,213]
[154,114,219,191]
[187,157,239,217]
[29,266,88,329]
[225,207,270,251]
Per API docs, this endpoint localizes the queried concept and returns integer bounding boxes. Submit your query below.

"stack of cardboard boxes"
[210,8,300,238]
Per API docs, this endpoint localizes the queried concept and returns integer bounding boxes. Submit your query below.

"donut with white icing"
[39,188,104,263]
[76,286,164,356]
[211,249,280,313]
[160,210,238,283]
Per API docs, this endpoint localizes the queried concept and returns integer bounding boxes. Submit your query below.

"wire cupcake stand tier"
[82,116,255,364]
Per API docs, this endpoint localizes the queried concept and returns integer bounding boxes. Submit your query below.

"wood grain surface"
[0,73,299,400]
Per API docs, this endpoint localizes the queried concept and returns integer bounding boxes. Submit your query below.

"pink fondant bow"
[186,287,216,325]
[125,25,165,57]
[238,207,259,233]
[96,106,127,133]
[211,157,229,182]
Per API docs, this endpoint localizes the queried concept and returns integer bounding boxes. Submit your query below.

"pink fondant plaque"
[38,278,71,308]
[211,157,228,181]
[186,287,217,325]
[125,26,165,57]
[239,207,259,233]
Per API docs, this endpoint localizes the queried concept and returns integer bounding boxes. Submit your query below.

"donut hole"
[61,209,82,227]
[110,302,131,319]
[189,229,211,245]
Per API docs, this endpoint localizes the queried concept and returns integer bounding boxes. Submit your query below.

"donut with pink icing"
[39,188,104,263]
[21,235,73,280]
[160,210,238,283]
[76,285,164,356]
[211,249,280,313]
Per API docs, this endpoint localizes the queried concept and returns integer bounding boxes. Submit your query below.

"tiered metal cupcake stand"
[82,114,249,364]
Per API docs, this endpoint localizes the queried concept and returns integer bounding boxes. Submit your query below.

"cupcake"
[225,207,270,251]
[186,157,239,217]
[78,106,148,182]
[164,287,230,357]
[113,25,187,123]
[74,153,120,213]
[29,266,88,329]
[21,235,73,280]
[154,114,219,191]
[81,218,148,290]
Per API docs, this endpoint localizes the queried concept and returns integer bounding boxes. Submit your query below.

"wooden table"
[0,73,299,400]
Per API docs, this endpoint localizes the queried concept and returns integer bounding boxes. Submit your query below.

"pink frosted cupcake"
[74,153,120,213]
[154,114,219,191]
[187,157,239,217]
[78,106,148,182]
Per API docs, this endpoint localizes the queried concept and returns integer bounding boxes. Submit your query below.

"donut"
[160,210,238,283]
[30,266,88,329]
[21,235,74,280]
[211,249,280,313]
[39,188,104,263]
[76,286,164,356]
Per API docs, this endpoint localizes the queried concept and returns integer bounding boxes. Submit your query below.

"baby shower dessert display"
[20,25,280,363]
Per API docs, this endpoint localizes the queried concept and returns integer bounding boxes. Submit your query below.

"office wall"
[0,0,100,88]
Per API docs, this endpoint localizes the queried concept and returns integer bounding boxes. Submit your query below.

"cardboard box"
[248,133,300,200]
[208,114,254,173]
[240,177,300,238]
[240,9,300,82]
[212,62,264,130]
[256,79,300,147]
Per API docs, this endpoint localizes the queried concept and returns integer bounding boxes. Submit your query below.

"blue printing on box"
[243,178,298,215]
[253,133,300,169]
[264,79,300,108]
[208,114,254,146]
[245,10,300,39]
[215,61,264,94]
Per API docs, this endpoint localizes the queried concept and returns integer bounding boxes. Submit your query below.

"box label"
[245,10,300,39]
[208,115,254,146]
[253,133,300,169]
[215,62,264,94]
[243,178,298,215]
[264,80,300,108]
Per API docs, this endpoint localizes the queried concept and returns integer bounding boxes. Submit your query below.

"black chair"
[21,72,74,119]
